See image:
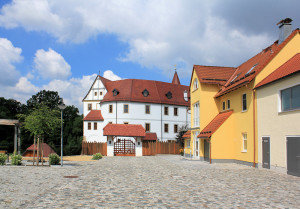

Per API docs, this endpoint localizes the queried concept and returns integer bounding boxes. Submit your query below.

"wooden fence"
[81,141,182,156]
[81,142,107,156]
[143,141,182,156]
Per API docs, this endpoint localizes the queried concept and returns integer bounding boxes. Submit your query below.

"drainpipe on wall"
[253,90,256,168]
[161,103,163,141]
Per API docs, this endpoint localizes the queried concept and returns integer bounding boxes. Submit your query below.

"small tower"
[172,66,181,85]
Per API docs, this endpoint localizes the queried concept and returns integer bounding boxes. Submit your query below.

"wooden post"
[17,126,21,155]
[14,125,18,152]
[36,136,40,166]
[41,137,44,166]
[33,135,36,165]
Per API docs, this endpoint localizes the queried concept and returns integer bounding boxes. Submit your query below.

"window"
[108,122,112,124]
[281,84,300,111]
[227,100,230,109]
[94,92,97,96]
[124,122,129,124]
[242,94,247,111]
[245,64,257,76]
[142,89,149,97]
[166,91,172,99]
[222,101,226,111]
[88,103,92,111]
[174,107,178,116]
[164,106,169,115]
[100,91,103,96]
[94,122,97,130]
[193,79,199,91]
[186,139,190,148]
[174,124,178,133]
[242,133,247,152]
[124,104,129,113]
[88,122,91,130]
[109,105,113,113]
[193,102,199,127]
[145,123,150,132]
[145,105,150,114]
[164,124,169,133]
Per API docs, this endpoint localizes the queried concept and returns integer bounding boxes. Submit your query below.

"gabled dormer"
[83,75,110,102]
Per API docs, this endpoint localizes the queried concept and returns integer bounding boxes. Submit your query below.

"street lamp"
[58,104,67,166]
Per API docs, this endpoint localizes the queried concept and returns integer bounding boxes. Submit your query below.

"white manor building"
[82,72,190,156]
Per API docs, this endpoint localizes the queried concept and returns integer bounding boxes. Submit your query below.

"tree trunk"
[33,135,36,166]
[41,137,44,166]
[36,136,40,166]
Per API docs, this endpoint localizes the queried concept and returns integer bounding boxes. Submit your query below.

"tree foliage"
[26,90,63,110]
[176,124,189,147]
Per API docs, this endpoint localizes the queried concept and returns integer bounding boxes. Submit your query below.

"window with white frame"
[193,102,199,127]
[281,84,300,111]
[242,94,247,111]
[193,79,199,91]
[242,133,247,152]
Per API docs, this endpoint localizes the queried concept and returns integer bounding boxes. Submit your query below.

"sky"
[0,0,300,113]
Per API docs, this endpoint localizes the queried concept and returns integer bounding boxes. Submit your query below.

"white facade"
[257,73,300,173]
[83,76,190,143]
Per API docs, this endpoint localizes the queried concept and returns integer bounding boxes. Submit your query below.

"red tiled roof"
[172,71,181,85]
[103,124,146,137]
[182,130,191,139]
[193,65,236,86]
[255,53,300,88]
[83,110,104,121]
[215,29,300,98]
[143,132,157,141]
[101,79,189,106]
[24,143,56,157]
[198,110,233,138]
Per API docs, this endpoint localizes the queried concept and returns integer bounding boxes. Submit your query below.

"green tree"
[176,124,189,148]
[26,90,63,110]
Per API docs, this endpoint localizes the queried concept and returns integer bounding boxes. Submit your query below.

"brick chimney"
[277,18,293,44]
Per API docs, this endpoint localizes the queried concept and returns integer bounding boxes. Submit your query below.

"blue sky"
[0,0,300,113]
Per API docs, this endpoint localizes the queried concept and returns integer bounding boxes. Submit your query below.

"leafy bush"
[0,153,7,165]
[49,153,60,165]
[11,151,22,165]
[92,153,103,160]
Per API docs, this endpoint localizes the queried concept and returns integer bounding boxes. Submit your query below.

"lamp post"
[58,104,66,166]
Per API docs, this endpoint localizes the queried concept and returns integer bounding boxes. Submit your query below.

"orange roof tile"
[103,124,146,137]
[24,143,56,157]
[198,110,233,138]
[182,130,191,139]
[255,53,300,88]
[143,132,157,141]
[215,29,300,98]
[193,65,236,86]
[83,110,104,121]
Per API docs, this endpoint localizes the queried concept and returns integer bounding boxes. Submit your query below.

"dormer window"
[165,91,172,99]
[112,89,119,96]
[142,89,149,97]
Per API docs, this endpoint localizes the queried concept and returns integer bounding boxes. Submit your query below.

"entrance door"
[204,139,210,162]
[114,138,136,156]
[287,137,300,177]
[262,137,270,169]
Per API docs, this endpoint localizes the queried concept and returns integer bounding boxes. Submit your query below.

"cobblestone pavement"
[0,155,299,208]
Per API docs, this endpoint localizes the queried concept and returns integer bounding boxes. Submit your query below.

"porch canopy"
[0,119,21,154]
[182,130,191,139]
[198,110,233,138]
[144,132,157,141]
[103,124,146,138]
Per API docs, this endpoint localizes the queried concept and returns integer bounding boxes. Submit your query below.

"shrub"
[49,153,60,165]
[179,149,184,156]
[92,153,103,160]
[0,153,7,165]
[11,151,22,165]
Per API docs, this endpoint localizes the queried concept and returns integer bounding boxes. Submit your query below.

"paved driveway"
[0,155,299,208]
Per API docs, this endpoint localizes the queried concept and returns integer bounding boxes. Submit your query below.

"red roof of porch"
[143,132,157,141]
[103,124,146,137]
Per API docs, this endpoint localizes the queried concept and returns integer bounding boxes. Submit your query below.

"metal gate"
[287,137,300,177]
[114,138,136,156]
[262,137,270,169]
[204,139,210,162]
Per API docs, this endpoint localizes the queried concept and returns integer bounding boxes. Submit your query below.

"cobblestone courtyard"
[0,155,299,208]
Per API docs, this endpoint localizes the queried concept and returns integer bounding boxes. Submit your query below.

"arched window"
[193,79,199,90]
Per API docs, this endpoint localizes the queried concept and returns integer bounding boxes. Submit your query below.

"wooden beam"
[0,119,19,126]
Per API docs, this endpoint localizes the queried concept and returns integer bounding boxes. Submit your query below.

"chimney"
[277,18,293,44]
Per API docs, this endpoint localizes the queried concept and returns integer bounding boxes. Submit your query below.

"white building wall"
[135,137,142,156]
[257,74,300,172]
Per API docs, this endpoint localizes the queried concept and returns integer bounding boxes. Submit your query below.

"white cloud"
[0,37,22,86]
[103,70,122,81]
[34,48,71,80]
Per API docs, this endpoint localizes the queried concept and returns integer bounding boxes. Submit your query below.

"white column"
[107,136,114,156]
[136,137,143,156]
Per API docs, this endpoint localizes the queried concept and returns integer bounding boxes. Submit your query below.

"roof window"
[112,89,119,96]
[166,91,172,99]
[245,64,258,76]
[142,89,149,97]
[231,73,241,83]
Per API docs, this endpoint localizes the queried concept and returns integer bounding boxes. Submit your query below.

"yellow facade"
[185,31,300,165]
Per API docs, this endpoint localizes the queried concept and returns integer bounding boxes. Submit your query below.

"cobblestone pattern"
[0,155,299,208]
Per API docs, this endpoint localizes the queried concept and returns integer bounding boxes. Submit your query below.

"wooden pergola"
[0,119,21,154]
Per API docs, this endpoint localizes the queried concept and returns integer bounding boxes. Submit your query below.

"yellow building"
[185,19,300,166]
